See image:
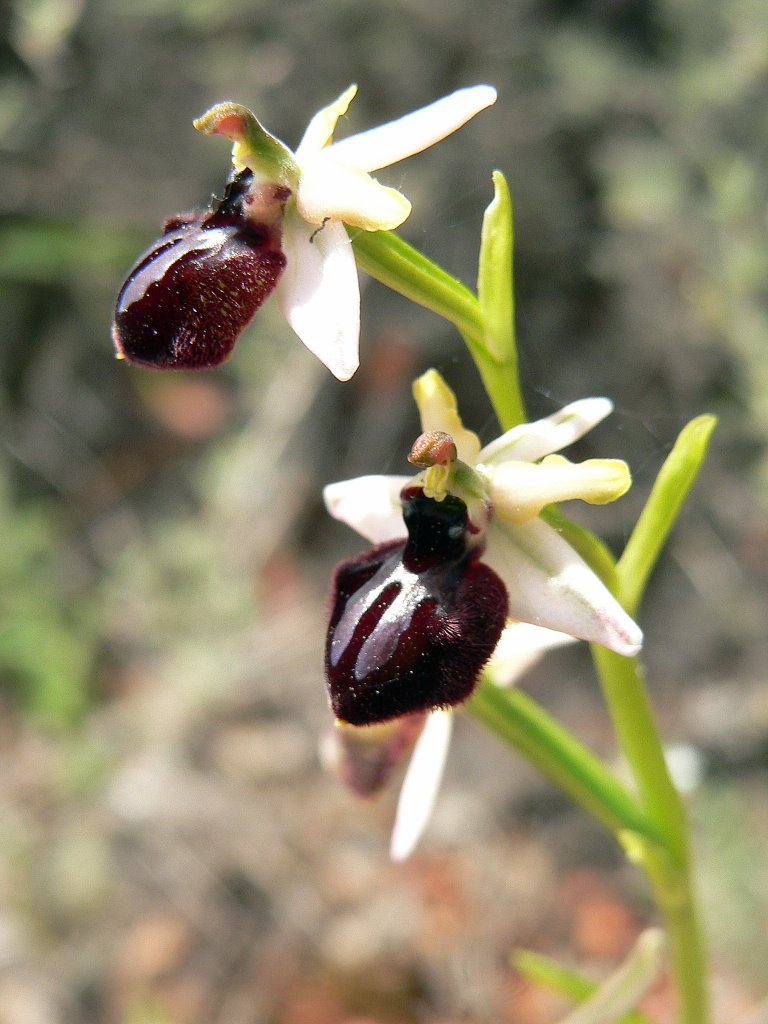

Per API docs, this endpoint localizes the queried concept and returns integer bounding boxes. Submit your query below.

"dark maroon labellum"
[325,488,508,726]
[112,170,287,370]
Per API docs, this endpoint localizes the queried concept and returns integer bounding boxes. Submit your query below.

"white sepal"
[276,211,360,381]
[330,85,498,173]
[485,516,642,657]
[390,710,454,862]
[479,398,615,465]
[324,475,410,545]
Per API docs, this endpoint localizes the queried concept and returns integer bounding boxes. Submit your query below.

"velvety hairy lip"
[112,170,286,370]
[325,490,507,725]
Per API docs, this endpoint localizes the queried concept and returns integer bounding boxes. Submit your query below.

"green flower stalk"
[114,85,717,1024]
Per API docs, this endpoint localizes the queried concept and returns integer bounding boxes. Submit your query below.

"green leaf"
[0,220,145,284]
[514,948,598,1003]
[477,170,515,363]
[350,227,483,341]
[466,679,661,845]
[617,415,717,615]
[512,940,660,1024]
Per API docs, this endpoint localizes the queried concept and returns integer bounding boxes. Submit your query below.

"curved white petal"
[329,85,497,173]
[295,84,357,162]
[324,474,410,544]
[276,210,360,381]
[485,517,643,657]
[390,710,454,862]
[479,398,614,466]
[487,621,576,687]
[487,455,631,524]
[297,155,411,230]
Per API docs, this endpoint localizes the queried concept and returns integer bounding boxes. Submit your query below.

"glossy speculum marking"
[113,170,286,370]
[326,488,507,725]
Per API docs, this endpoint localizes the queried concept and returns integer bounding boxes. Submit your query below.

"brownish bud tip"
[408,431,457,469]
[193,102,250,141]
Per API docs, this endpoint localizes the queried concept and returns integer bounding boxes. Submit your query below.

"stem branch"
[466,678,661,846]
[351,229,526,429]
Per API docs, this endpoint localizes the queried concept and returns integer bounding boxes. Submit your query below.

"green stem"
[466,678,661,846]
[660,876,709,1024]
[589,417,715,1024]
[351,229,526,430]
[463,336,527,434]
[591,648,709,1024]
[591,649,687,863]
[352,220,709,1024]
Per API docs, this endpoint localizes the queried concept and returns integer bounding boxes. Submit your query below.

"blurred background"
[1,0,767,1021]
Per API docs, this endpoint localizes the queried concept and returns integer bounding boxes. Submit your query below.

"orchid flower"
[389,621,577,861]
[322,370,642,857]
[113,85,496,378]
[324,369,641,710]
[323,621,576,860]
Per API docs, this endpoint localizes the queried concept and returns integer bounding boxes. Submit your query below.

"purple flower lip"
[112,170,287,370]
[325,488,507,726]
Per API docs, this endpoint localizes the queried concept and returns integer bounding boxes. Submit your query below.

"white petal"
[324,475,410,544]
[390,710,454,862]
[485,517,643,657]
[295,84,357,162]
[276,210,360,381]
[297,154,411,230]
[487,455,631,524]
[487,622,576,687]
[328,85,497,173]
[479,398,614,465]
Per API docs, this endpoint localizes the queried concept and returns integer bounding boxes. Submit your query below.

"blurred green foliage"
[0,470,95,724]
[0,220,145,284]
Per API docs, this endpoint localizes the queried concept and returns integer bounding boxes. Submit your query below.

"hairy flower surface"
[326,486,508,725]
[325,370,641,694]
[114,86,496,378]
[113,172,287,369]
[324,621,575,861]
[323,370,642,856]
